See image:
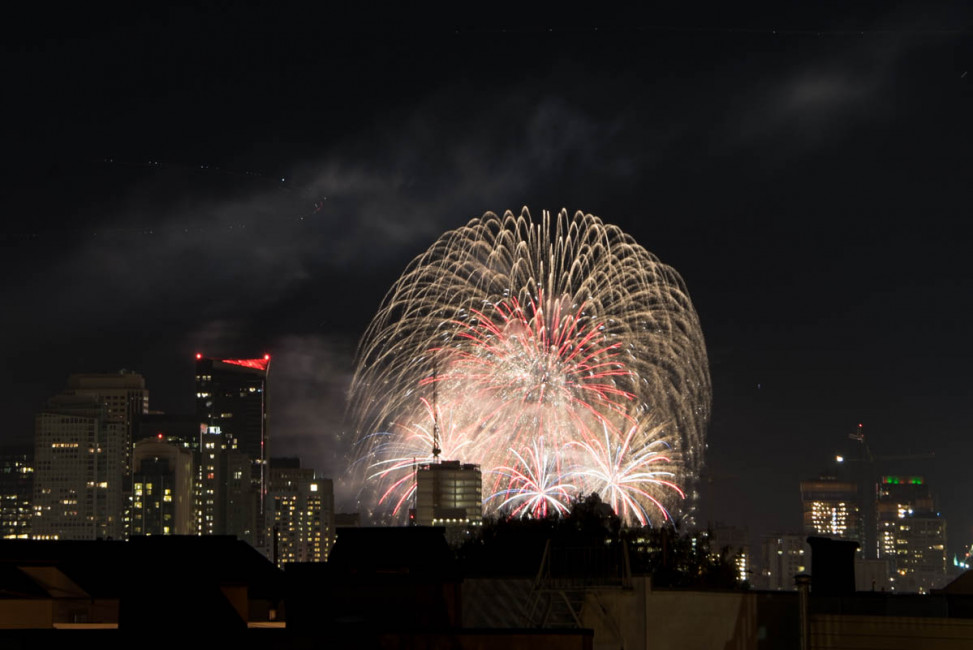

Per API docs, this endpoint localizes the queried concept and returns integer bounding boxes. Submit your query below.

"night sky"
[3,5,972,551]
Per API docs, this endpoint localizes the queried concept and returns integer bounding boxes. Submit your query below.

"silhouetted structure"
[0,443,33,539]
[0,535,282,642]
[195,355,269,551]
[808,536,859,596]
[287,526,460,642]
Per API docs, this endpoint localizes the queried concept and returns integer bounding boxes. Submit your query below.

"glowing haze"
[350,208,710,525]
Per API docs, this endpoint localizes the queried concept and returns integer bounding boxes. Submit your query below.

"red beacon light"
[195,353,202,360]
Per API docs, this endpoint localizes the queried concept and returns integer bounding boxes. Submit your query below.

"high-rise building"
[196,425,224,535]
[876,475,947,593]
[195,355,270,549]
[414,460,482,528]
[32,393,126,540]
[267,458,334,566]
[194,423,253,541]
[62,372,149,537]
[892,513,947,593]
[132,437,195,535]
[876,475,934,559]
[0,443,34,539]
[64,372,149,482]
[800,474,862,546]
[195,355,269,493]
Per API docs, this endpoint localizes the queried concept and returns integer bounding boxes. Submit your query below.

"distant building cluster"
[1,356,341,568]
[3,360,950,598]
[750,465,948,594]
[703,440,949,596]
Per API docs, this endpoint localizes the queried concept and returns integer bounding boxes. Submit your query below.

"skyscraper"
[64,372,150,484]
[876,475,934,560]
[195,355,269,549]
[800,474,862,546]
[0,443,34,539]
[32,393,126,539]
[267,458,334,566]
[877,475,947,593]
[62,372,149,537]
[195,355,269,496]
[132,436,195,535]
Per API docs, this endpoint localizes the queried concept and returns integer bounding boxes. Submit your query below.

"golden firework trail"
[350,208,710,525]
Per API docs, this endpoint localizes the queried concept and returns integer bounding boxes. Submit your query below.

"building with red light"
[877,475,947,593]
[195,355,270,549]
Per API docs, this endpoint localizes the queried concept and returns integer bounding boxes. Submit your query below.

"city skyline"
[2,6,971,550]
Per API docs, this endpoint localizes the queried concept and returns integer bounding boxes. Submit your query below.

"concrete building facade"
[267,458,334,566]
[131,437,195,535]
[32,393,126,540]
[415,460,482,527]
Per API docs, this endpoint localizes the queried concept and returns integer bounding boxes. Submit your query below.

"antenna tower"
[432,364,442,461]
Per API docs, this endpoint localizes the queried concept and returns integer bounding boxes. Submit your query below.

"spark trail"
[350,208,710,525]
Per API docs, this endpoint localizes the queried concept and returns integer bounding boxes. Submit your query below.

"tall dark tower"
[194,354,270,542]
[195,356,270,481]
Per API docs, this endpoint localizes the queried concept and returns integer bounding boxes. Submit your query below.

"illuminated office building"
[876,475,934,558]
[132,437,195,535]
[65,372,149,483]
[195,424,253,540]
[195,355,269,548]
[267,458,334,566]
[800,475,862,546]
[195,355,269,492]
[32,393,126,540]
[0,444,34,539]
[64,372,149,537]
[414,461,482,528]
[877,475,947,593]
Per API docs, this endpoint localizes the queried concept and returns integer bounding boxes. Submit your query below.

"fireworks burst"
[488,437,575,519]
[350,208,710,525]
[568,422,685,526]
